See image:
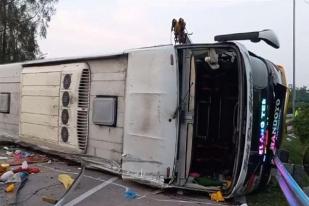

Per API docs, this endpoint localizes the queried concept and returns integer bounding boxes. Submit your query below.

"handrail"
[274,156,309,206]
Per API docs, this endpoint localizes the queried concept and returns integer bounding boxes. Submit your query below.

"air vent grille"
[63,74,71,89]
[62,91,70,107]
[61,127,69,142]
[77,68,90,152]
[61,109,69,125]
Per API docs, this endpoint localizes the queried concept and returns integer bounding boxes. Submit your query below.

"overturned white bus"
[0,30,288,197]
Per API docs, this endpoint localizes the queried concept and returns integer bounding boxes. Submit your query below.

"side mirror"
[214,29,280,49]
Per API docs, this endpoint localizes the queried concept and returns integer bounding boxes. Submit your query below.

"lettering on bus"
[258,98,268,156]
[270,99,281,153]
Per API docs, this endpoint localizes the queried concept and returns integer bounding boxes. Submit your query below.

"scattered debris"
[1,171,14,182]
[0,146,49,167]
[1,164,10,169]
[124,189,138,200]
[21,161,28,169]
[58,174,74,189]
[6,172,28,183]
[0,163,9,174]
[0,145,80,205]
[0,145,47,204]
[194,176,224,187]
[42,196,58,204]
[5,183,15,193]
[9,153,49,166]
[13,166,40,174]
[210,191,225,202]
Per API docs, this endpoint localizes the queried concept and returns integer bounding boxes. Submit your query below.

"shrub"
[293,103,309,143]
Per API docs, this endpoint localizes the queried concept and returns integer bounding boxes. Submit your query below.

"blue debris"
[124,189,138,200]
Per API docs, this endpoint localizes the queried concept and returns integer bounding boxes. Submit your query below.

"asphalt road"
[13,160,234,206]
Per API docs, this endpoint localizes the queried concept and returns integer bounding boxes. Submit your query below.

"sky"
[38,0,309,87]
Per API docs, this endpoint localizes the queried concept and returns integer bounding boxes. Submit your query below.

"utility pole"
[292,0,296,116]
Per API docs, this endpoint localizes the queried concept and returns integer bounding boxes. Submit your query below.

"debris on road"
[1,171,14,182]
[58,174,74,189]
[42,195,58,204]
[5,183,15,193]
[0,143,234,205]
[124,189,138,200]
[13,166,40,174]
[0,145,47,204]
[210,191,225,202]
[0,145,49,167]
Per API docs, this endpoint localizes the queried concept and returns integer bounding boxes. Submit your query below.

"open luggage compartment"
[180,47,241,193]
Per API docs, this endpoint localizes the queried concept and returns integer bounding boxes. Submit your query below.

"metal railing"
[274,156,309,206]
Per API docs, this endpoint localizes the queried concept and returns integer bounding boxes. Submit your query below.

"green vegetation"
[281,133,309,186]
[293,104,309,143]
[286,86,309,114]
[281,134,307,164]
[296,86,309,106]
[248,88,309,205]
[0,0,58,63]
[247,134,309,206]
[285,85,309,166]
[247,181,288,206]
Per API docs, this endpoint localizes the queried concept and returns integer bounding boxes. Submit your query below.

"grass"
[281,133,308,165]
[247,124,309,205]
[280,133,309,187]
[246,180,288,206]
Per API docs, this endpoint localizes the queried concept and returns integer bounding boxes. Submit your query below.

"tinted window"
[250,56,268,89]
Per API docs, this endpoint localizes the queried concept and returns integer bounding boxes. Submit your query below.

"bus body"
[0,42,288,197]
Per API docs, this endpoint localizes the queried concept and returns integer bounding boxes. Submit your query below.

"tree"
[294,103,309,143]
[286,86,309,114]
[296,86,309,104]
[0,0,58,63]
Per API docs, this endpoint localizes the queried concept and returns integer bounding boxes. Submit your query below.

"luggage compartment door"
[122,46,178,186]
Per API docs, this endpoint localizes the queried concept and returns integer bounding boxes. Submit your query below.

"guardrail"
[274,156,309,206]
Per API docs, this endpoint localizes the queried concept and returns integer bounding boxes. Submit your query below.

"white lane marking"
[63,177,118,206]
[145,197,233,206]
[41,164,224,205]
[39,164,131,192]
